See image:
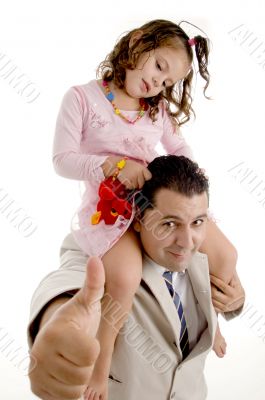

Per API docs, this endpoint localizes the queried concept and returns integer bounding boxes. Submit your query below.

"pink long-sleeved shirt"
[53,80,193,256]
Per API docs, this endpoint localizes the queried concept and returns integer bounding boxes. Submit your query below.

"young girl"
[52,19,237,400]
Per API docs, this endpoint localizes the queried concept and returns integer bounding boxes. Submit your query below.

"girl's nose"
[153,78,159,87]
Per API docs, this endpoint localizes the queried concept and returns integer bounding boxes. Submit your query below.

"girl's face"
[124,46,191,99]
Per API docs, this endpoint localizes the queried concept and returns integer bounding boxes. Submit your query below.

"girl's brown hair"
[97,19,210,127]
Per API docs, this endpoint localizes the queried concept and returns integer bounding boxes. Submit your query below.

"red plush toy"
[91,177,133,225]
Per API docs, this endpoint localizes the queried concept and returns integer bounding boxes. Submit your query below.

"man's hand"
[210,270,245,313]
[28,257,105,400]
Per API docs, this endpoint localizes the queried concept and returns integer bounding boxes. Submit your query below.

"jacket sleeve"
[27,234,88,349]
[52,86,107,182]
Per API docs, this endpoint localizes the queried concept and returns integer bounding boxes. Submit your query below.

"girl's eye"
[156,61,162,71]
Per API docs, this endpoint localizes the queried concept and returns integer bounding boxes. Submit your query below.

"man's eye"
[163,221,175,228]
[193,219,204,226]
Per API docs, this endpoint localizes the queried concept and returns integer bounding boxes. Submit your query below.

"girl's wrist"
[101,156,122,177]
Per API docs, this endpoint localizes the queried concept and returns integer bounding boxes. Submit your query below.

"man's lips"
[168,251,186,257]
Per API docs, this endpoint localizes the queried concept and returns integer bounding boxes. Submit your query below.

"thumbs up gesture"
[29,257,105,400]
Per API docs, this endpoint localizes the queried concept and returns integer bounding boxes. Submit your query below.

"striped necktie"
[163,270,190,359]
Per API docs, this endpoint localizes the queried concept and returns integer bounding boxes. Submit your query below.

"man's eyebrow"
[161,213,208,221]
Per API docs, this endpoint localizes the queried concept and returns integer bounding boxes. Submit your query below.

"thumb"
[143,168,152,181]
[74,256,105,314]
[83,256,105,307]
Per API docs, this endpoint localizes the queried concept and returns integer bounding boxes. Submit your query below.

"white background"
[0,0,265,399]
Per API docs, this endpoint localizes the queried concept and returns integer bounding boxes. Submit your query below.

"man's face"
[135,188,208,272]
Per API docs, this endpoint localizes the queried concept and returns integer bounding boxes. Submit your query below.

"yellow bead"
[117,159,126,169]
[115,108,121,115]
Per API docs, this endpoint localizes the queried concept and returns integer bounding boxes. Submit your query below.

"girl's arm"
[199,219,238,284]
[160,109,194,160]
[52,86,108,181]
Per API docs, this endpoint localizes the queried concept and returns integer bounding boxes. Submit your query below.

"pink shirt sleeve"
[52,87,107,182]
[160,106,194,160]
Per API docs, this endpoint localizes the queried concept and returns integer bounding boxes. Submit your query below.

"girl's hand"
[118,159,152,189]
[101,157,152,189]
[210,271,245,313]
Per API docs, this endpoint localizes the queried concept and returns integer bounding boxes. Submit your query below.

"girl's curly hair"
[97,19,210,127]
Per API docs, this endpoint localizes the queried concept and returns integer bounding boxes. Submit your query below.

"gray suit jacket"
[27,233,235,400]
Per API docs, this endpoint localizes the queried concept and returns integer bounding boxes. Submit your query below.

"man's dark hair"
[134,155,209,216]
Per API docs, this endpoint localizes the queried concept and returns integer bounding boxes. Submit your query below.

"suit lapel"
[142,257,182,349]
[141,252,217,356]
[186,252,217,343]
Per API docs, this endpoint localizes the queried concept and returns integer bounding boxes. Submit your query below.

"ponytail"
[193,35,210,98]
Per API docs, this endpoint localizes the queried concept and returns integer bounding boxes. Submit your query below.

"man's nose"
[174,227,194,250]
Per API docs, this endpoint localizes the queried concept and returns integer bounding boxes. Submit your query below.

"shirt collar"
[143,254,186,277]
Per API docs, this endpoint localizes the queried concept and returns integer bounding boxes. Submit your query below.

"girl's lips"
[142,79,149,92]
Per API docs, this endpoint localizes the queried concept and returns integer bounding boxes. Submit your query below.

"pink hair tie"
[188,38,196,46]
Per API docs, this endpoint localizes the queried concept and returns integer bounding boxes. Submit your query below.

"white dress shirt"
[144,254,208,351]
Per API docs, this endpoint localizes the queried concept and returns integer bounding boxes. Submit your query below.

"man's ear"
[133,220,141,232]
[129,30,144,48]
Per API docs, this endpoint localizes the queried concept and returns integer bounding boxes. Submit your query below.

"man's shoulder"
[190,251,209,269]
[186,252,210,286]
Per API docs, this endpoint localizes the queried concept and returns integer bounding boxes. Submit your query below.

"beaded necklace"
[102,80,148,124]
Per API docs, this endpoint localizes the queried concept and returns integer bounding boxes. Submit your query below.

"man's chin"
[173,264,188,272]
[167,254,193,272]
[167,251,188,262]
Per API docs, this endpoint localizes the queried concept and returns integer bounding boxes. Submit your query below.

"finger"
[137,173,146,189]
[51,323,100,367]
[41,374,85,400]
[31,369,85,400]
[211,285,230,303]
[83,386,92,399]
[210,275,232,295]
[93,391,100,400]
[75,256,105,312]
[226,295,245,312]
[143,168,152,181]
[212,299,227,313]
[51,354,92,386]
[120,174,134,190]
[211,281,245,311]
[229,271,243,289]
[88,389,96,400]
[30,386,63,400]
[212,298,239,313]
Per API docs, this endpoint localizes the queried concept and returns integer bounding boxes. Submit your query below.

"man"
[28,155,245,400]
